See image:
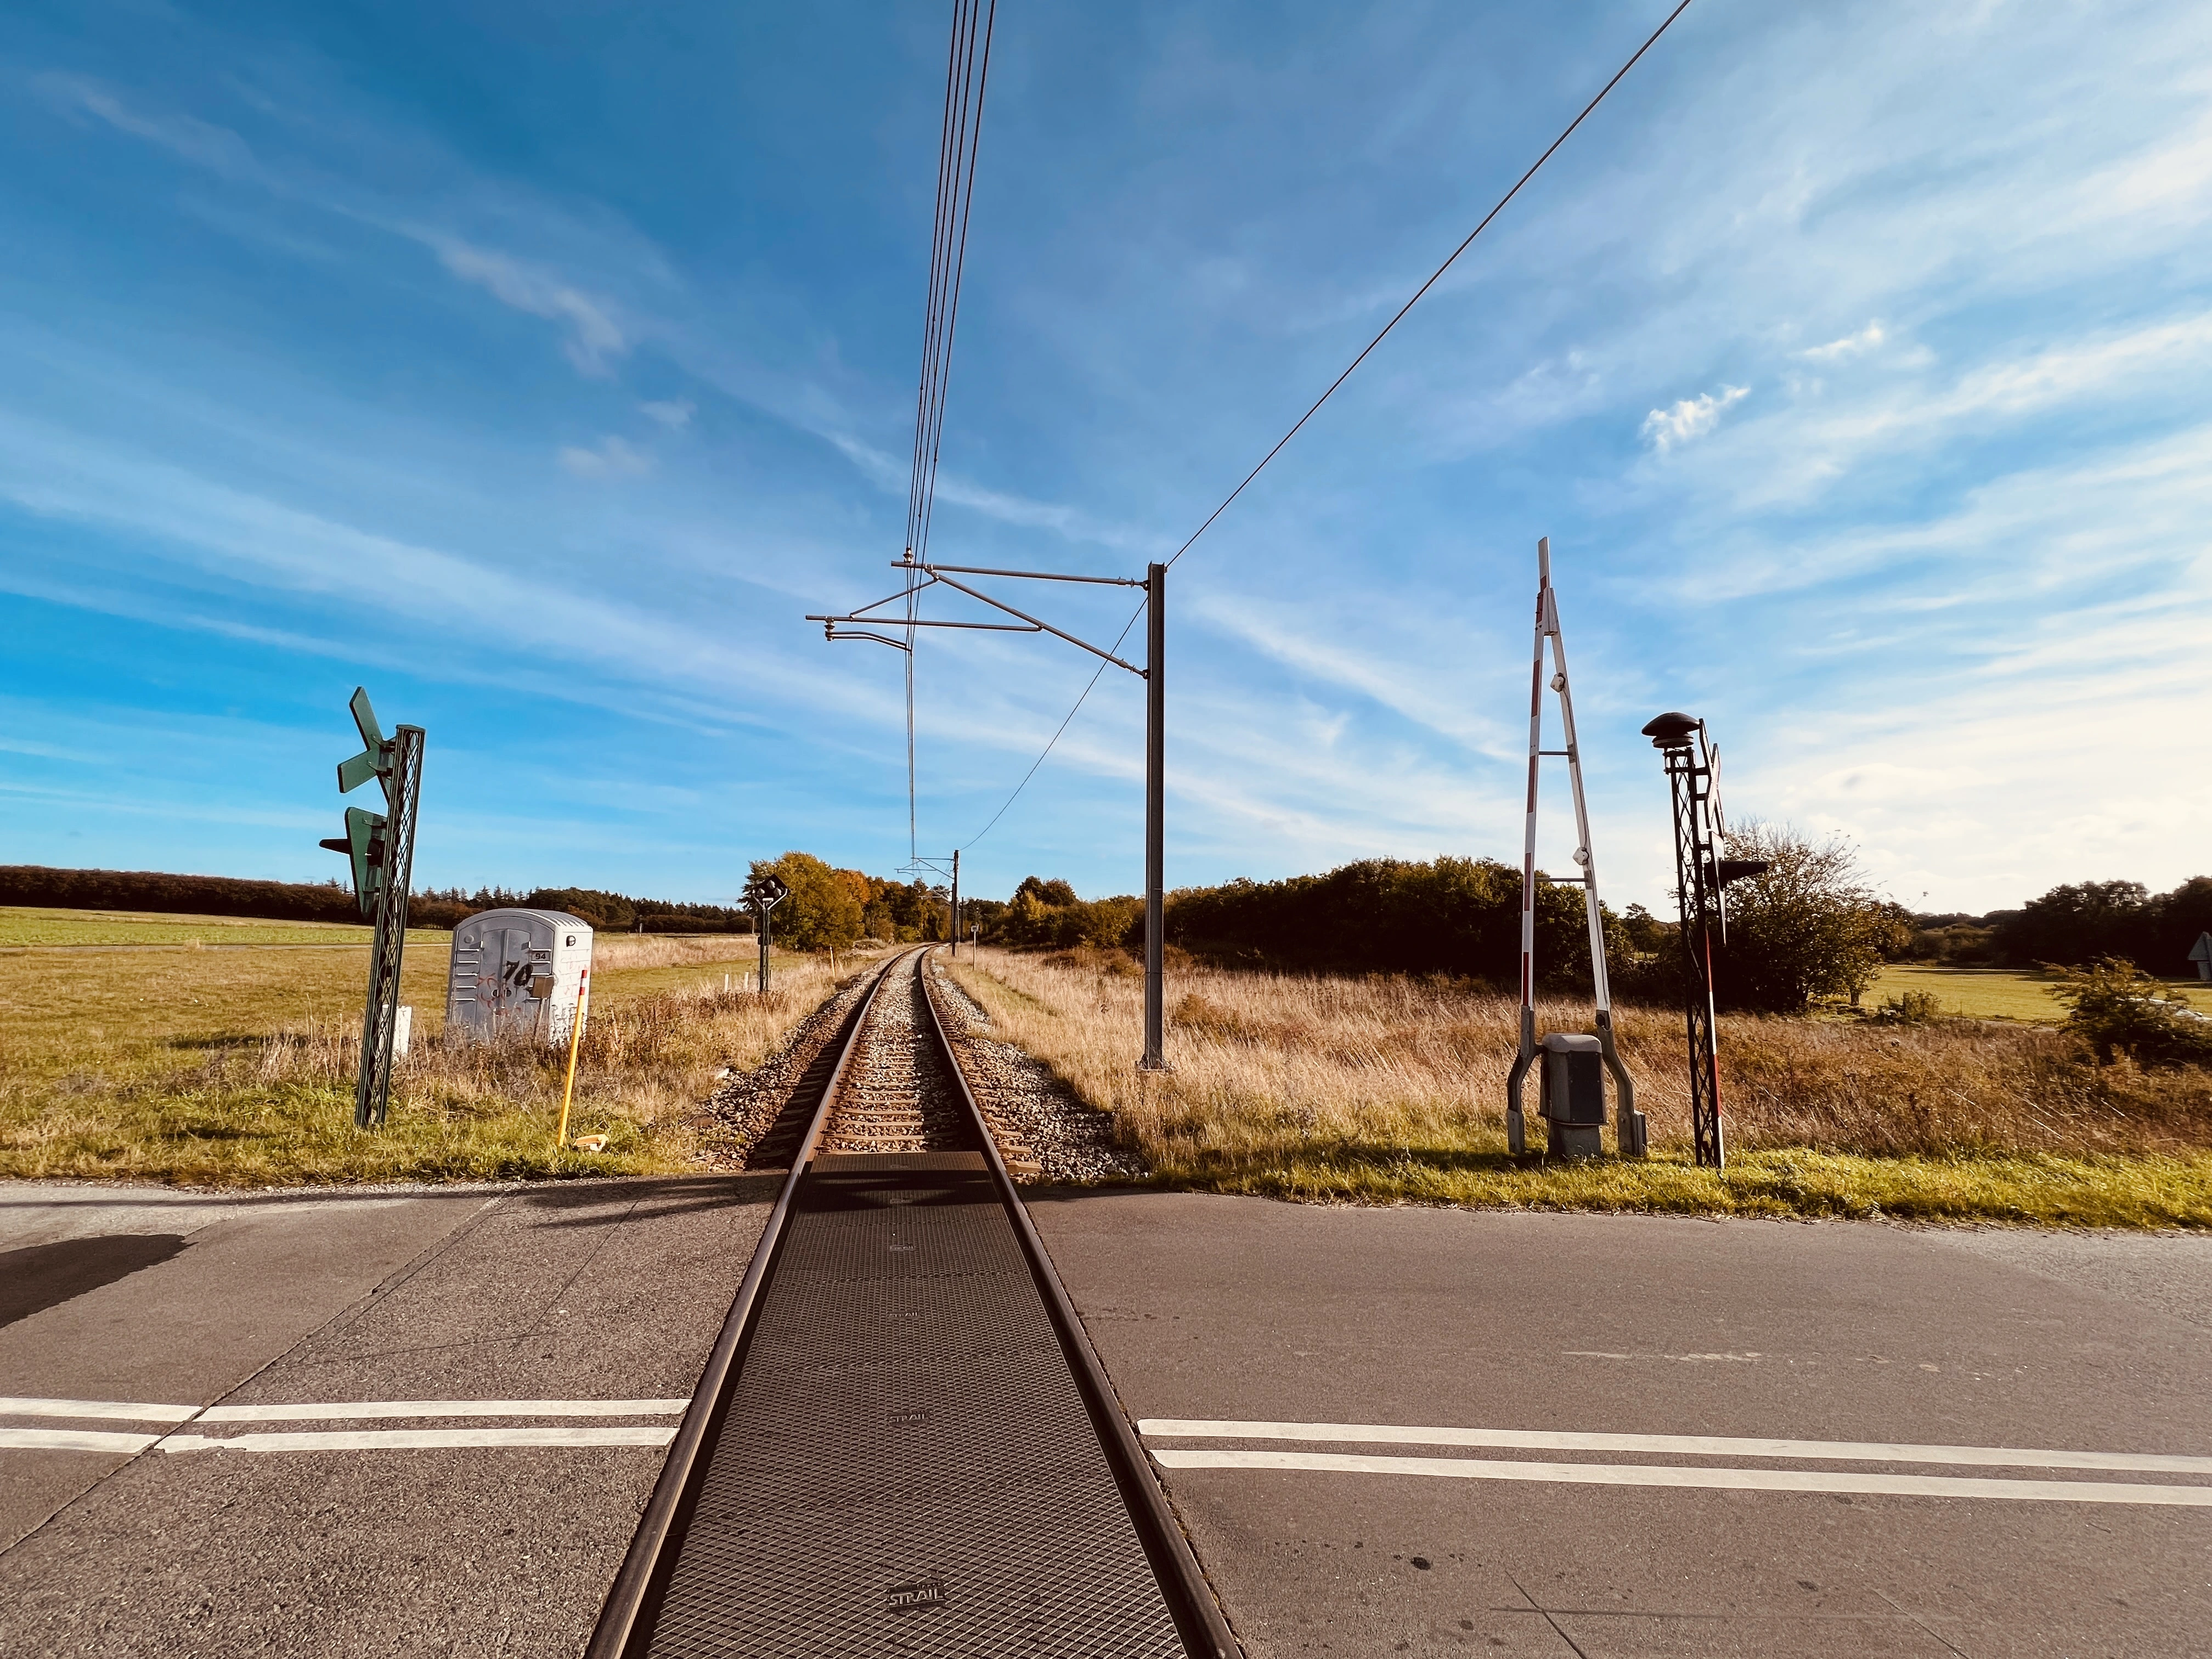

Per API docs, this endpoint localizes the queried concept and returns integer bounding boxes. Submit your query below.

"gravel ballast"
[929,957,1149,1184]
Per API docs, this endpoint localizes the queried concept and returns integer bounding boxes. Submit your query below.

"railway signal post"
[744,871,789,994]
[1641,712,1767,1168]
[319,686,424,1130]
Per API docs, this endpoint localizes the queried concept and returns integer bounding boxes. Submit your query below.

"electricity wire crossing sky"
[899,0,996,867]
[1,1,2208,912]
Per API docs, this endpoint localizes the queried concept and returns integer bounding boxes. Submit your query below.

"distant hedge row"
[0,865,429,926]
[1164,856,1610,987]
[0,866,753,934]
[1990,878,2212,973]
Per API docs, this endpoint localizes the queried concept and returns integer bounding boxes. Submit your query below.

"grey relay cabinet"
[447,909,593,1046]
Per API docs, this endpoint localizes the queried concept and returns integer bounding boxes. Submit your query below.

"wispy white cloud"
[1640,385,1748,452]
[36,72,266,182]
[820,430,1165,557]
[1681,309,2212,514]
[1188,592,1513,754]
[426,235,627,374]
[557,435,653,479]
[640,398,695,429]
[1799,320,1885,362]
[31,75,645,381]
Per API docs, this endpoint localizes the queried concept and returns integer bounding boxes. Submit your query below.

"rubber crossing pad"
[639,1162,1186,1657]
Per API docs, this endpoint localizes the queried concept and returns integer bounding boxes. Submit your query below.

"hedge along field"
[946,949,2212,1228]
[0,916,835,1186]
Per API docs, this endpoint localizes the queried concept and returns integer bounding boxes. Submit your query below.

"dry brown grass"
[590,934,760,972]
[946,947,2212,1226]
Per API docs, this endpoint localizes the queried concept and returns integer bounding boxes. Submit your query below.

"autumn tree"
[753,851,865,953]
[1711,821,1903,1012]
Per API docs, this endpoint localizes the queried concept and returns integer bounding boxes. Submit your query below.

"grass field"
[1869,963,2212,1022]
[0,905,448,950]
[949,950,2212,1228]
[0,909,826,1186]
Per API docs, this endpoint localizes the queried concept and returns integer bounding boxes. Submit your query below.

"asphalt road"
[4,1181,2207,1657]
[1029,1193,2212,1659]
[0,1176,776,1656]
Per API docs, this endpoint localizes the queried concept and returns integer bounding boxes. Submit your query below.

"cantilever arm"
[926,572,1143,675]
[819,626,912,651]
[823,573,943,625]
[912,560,1145,588]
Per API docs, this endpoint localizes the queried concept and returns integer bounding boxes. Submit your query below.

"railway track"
[589,946,1238,1658]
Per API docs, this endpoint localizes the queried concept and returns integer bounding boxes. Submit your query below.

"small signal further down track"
[589,947,1238,1659]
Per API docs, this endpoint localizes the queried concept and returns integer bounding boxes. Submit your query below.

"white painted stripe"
[0,1397,199,1423]
[0,1427,163,1454]
[160,1426,678,1453]
[194,1398,690,1423]
[1137,1419,2212,1477]
[1149,1448,2212,1507]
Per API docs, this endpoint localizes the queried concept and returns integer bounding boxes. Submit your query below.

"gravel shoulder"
[929,955,1148,1184]
[692,965,878,1169]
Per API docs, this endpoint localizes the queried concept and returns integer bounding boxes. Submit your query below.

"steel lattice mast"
[1643,712,1738,1168]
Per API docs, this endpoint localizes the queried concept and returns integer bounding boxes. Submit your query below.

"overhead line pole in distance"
[810,556,1171,1069]
[898,848,960,955]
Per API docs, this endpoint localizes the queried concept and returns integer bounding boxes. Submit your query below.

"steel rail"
[917,949,1242,1657]
[584,947,924,1659]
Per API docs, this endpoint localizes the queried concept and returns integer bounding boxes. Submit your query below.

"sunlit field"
[0,912,831,1185]
[1870,962,2212,1022]
[948,949,2212,1228]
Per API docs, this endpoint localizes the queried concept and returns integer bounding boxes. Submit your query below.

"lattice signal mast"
[1640,711,1766,1169]
[1505,540,1643,1159]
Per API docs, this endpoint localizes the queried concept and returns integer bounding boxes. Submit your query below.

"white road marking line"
[0,1427,163,1454]
[194,1398,690,1422]
[1148,1448,2212,1506]
[1,1398,694,1454]
[160,1426,679,1453]
[1137,1419,2212,1477]
[0,1396,200,1423]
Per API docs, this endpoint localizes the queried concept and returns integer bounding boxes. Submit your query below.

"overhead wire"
[901,0,997,861]
[1165,0,1694,569]
[959,0,1696,849]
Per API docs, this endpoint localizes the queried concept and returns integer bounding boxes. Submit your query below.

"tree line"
[961,830,2210,1017]
[19,853,2204,1012]
[1905,878,2212,975]
[0,866,751,934]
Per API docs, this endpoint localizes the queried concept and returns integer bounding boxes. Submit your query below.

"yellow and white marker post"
[556,966,591,1148]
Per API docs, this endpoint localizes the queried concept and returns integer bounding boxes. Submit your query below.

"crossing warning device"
[320,686,425,1129]
[1505,539,1644,1160]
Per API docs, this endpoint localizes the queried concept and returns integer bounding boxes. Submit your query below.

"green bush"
[1710,822,1908,1013]
[2047,958,2212,1066]
[1873,989,1944,1025]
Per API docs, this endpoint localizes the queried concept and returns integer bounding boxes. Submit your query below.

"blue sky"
[2,0,2208,914]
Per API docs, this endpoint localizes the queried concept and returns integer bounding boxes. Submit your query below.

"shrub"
[1872,989,1944,1025]
[2047,958,2212,1067]
[1710,822,1904,1013]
